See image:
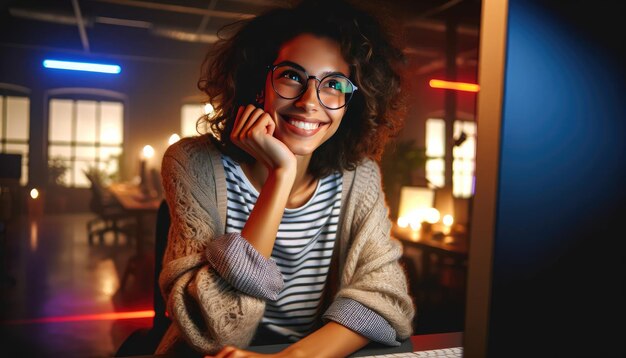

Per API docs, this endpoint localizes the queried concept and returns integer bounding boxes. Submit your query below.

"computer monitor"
[0,153,22,181]
[464,0,625,356]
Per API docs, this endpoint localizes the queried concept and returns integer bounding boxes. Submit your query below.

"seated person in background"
[157,0,415,356]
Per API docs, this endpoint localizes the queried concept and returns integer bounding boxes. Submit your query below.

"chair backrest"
[84,170,121,213]
[0,154,21,222]
[150,168,164,198]
[84,171,104,214]
[153,199,171,334]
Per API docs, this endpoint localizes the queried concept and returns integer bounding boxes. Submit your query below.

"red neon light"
[429,79,480,93]
[2,310,154,325]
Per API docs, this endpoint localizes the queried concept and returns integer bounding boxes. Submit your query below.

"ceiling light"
[43,59,121,74]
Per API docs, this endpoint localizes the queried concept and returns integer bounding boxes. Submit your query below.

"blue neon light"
[43,59,121,74]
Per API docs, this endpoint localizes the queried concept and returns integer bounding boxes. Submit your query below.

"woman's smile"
[280,114,327,136]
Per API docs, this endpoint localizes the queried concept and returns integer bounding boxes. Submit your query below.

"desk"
[393,224,468,304]
[392,224,468,256]
[126,332,463,357]
[109,182,162,255]
[409,332,463,353]
[108,182,161,294]
[248,333,463,357]
[108,182,161,212]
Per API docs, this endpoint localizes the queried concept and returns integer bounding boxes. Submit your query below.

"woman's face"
[263,33,350,158]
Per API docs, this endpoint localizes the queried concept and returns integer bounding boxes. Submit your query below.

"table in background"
[108,182,162,295]
[109,182,162,254]
[394,224,469,332]
[392,225,468,286]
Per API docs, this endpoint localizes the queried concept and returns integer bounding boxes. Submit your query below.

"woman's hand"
[205,345,299,358]
[231,104,296,172]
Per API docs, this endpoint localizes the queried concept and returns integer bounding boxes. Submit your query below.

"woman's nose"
[294,79,319,111]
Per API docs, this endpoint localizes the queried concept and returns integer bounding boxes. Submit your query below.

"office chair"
[84,171,135,245]
[1,153,21,288]
[114,199,171,357]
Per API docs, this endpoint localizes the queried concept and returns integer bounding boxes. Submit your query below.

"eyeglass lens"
[271,65,355,109]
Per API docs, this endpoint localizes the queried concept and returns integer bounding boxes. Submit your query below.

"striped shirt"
[222,155,342,341]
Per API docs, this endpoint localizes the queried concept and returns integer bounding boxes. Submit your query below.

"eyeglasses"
[268,62,358,110]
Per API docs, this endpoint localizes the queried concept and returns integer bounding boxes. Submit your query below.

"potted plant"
[46,157,69,213]
[380,139,427,220]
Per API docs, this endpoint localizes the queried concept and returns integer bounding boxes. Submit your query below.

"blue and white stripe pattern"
[222,155,342,341]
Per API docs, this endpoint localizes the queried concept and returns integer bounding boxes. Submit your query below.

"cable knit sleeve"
[323,160,415,345]
[155,137,267,355]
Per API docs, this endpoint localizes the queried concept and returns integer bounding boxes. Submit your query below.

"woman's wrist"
[277,322,370,358]
[268,164,297,188]
[279,345,307,358]
[241,163,295,258]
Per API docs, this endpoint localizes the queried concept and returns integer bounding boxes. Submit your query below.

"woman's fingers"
[232,106,276,156]
[264,112,276,136]
[229,104,295,171]
[208,345,238,358]
[246,112,274,149]
[231,105,260,158]
[241,107,267,138]
[231,105,255,142]
[231,105,246,139]
[232,105,265,147]
[252,111,275,138]
[206,345,269,358]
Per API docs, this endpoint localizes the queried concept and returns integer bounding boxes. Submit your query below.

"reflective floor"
[0,213,155,357]
[0,212,464,357]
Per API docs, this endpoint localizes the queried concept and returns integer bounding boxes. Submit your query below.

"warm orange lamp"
[429,79,480,93]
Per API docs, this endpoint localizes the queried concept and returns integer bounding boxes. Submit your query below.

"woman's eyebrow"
[274,60,349,78]
[274,60,307,72]
[324,71,349,78]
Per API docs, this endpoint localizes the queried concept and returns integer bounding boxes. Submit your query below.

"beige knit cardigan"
[155,135,415,354]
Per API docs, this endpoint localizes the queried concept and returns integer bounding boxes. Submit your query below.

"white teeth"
[289,119,320,130]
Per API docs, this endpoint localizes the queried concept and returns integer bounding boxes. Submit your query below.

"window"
[425,118,477,198]
[48,99,123,188]
[425,118,446,189]
[0,95,30,185]
[453,120,476,198]
[181,103,212,138]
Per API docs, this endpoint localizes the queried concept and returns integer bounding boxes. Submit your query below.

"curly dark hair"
[198,0,406,178]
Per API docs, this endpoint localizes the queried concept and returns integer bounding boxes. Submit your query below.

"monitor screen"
[465,0,625,356]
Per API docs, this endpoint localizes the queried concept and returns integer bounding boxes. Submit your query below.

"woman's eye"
[327,80,343,91]
[281,70,303,83]
[322,79,346,93]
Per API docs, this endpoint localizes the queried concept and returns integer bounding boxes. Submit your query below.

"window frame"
[180,101,212,138]
[425,117,477,198]
[44,88,128,188]
[0,83,32,186]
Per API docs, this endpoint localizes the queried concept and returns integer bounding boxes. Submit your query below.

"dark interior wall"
[401,67,478,148]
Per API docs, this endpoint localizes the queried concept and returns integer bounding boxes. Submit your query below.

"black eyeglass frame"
[267,62,358,110]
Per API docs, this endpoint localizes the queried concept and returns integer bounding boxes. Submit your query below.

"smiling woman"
[200,0,406,179]
[156,0,415,357]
